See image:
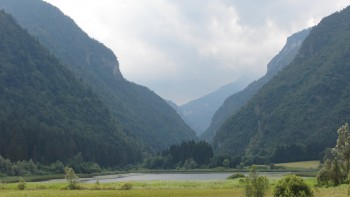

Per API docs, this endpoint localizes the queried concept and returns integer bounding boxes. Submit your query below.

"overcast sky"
[43,0,349,105]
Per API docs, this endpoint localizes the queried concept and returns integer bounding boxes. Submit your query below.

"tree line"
[145,140,213,169]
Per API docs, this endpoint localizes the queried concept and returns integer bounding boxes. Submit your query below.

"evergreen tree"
[332,123,350,174]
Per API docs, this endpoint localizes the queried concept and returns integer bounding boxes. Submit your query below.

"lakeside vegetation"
[0,176,348,197]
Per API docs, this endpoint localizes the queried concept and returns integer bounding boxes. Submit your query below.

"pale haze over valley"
[44,0,349,104]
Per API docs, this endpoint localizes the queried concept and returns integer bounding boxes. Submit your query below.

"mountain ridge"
[213,6,350,163]
[176,77,253,135]
[202,28,311,141]
[0,10,142,166]
[0,0,196,152]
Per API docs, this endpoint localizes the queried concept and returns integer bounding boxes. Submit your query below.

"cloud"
[44,0,349,104]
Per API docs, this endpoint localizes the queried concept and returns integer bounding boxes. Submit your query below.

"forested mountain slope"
[202,28,310,141]
[0,10,142,166]
[214,6,350,163]
[0,0,196,152]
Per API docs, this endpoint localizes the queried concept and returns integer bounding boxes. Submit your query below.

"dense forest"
[145,140,213,169]
[0,0,196,153]
[214,5,350,164]
[0,10,142,167]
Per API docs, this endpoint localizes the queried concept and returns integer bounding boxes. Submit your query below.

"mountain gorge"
[0,10,142,166]
[0,0,196,152]
[213,6,350,164]
[176,77,253,135]
[202,28,311,141]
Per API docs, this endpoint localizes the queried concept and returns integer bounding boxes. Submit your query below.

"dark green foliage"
[227,173,245,180]
[317,123,350,186]
[145,140,213,169]
[333,123,350,174]
[214,6,350,163]
[0,0,196,153]
[223,159,230,168]
[162,140,213,168]
[0,10,142,166]
[120,182,133,190]
[317,159,332,186]
[209,154,242,168]
[274,174,313,197]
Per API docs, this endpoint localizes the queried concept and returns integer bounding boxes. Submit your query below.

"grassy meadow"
[0,179,348,197]
[0,161,347,197]
[275,160,320,169]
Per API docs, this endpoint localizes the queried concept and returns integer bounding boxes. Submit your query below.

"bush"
[65,167,79,190]
[17,177,26,190]
[274,174,313,197]
[120,182,133,190]
[244,166,269,197]
[227,173,245,179]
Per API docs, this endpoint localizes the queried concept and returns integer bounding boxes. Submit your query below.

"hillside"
[178,77,253,135]
[0,10,142,166]
[202,28,310,141]
[213,6,350,164]
[0,0,196,152]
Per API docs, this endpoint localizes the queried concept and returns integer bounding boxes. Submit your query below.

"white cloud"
[43,0,349,104]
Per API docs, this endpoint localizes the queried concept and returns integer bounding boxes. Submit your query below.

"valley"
[0,0,350,196]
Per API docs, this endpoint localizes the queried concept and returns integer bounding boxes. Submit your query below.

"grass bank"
[0,179,348,197]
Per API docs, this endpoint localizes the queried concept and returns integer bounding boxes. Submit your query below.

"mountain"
[0,10,142,166]
[177,77,253,135]
[213,6,350,164]
[0,0,196,152]
[202,28,311,141]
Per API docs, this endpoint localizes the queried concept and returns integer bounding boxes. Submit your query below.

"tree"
[65,167,79,189]
[223,159,230,168]
[317,159,332,186]
[17,177,26,190]
[244,166,269,197]
[317,123,350,186]
[274,174,313,197]
[330,159,342,186]
[332,123,350,174]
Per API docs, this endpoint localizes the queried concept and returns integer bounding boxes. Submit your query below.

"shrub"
[274,174,313,197]
[65,167,79,190]
[120,182,133,190]
[244,166,269,197]
[227,173,245,179]
[17,177,26,190]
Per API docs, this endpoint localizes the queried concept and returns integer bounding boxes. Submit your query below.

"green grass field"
[0,161,346,197]
[275,160,320,169]
[0,177,348,197]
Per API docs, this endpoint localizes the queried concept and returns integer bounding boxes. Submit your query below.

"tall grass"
[0,178,348,197]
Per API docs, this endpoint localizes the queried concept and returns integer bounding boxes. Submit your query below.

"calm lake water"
[73,172,291,183]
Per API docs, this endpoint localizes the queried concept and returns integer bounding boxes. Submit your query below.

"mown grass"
[275,160,320,169]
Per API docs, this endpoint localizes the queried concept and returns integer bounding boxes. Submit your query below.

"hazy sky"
[43,0,349,105]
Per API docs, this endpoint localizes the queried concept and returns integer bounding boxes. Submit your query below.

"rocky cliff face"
[214,6,350,163]
[202,28,311,142]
